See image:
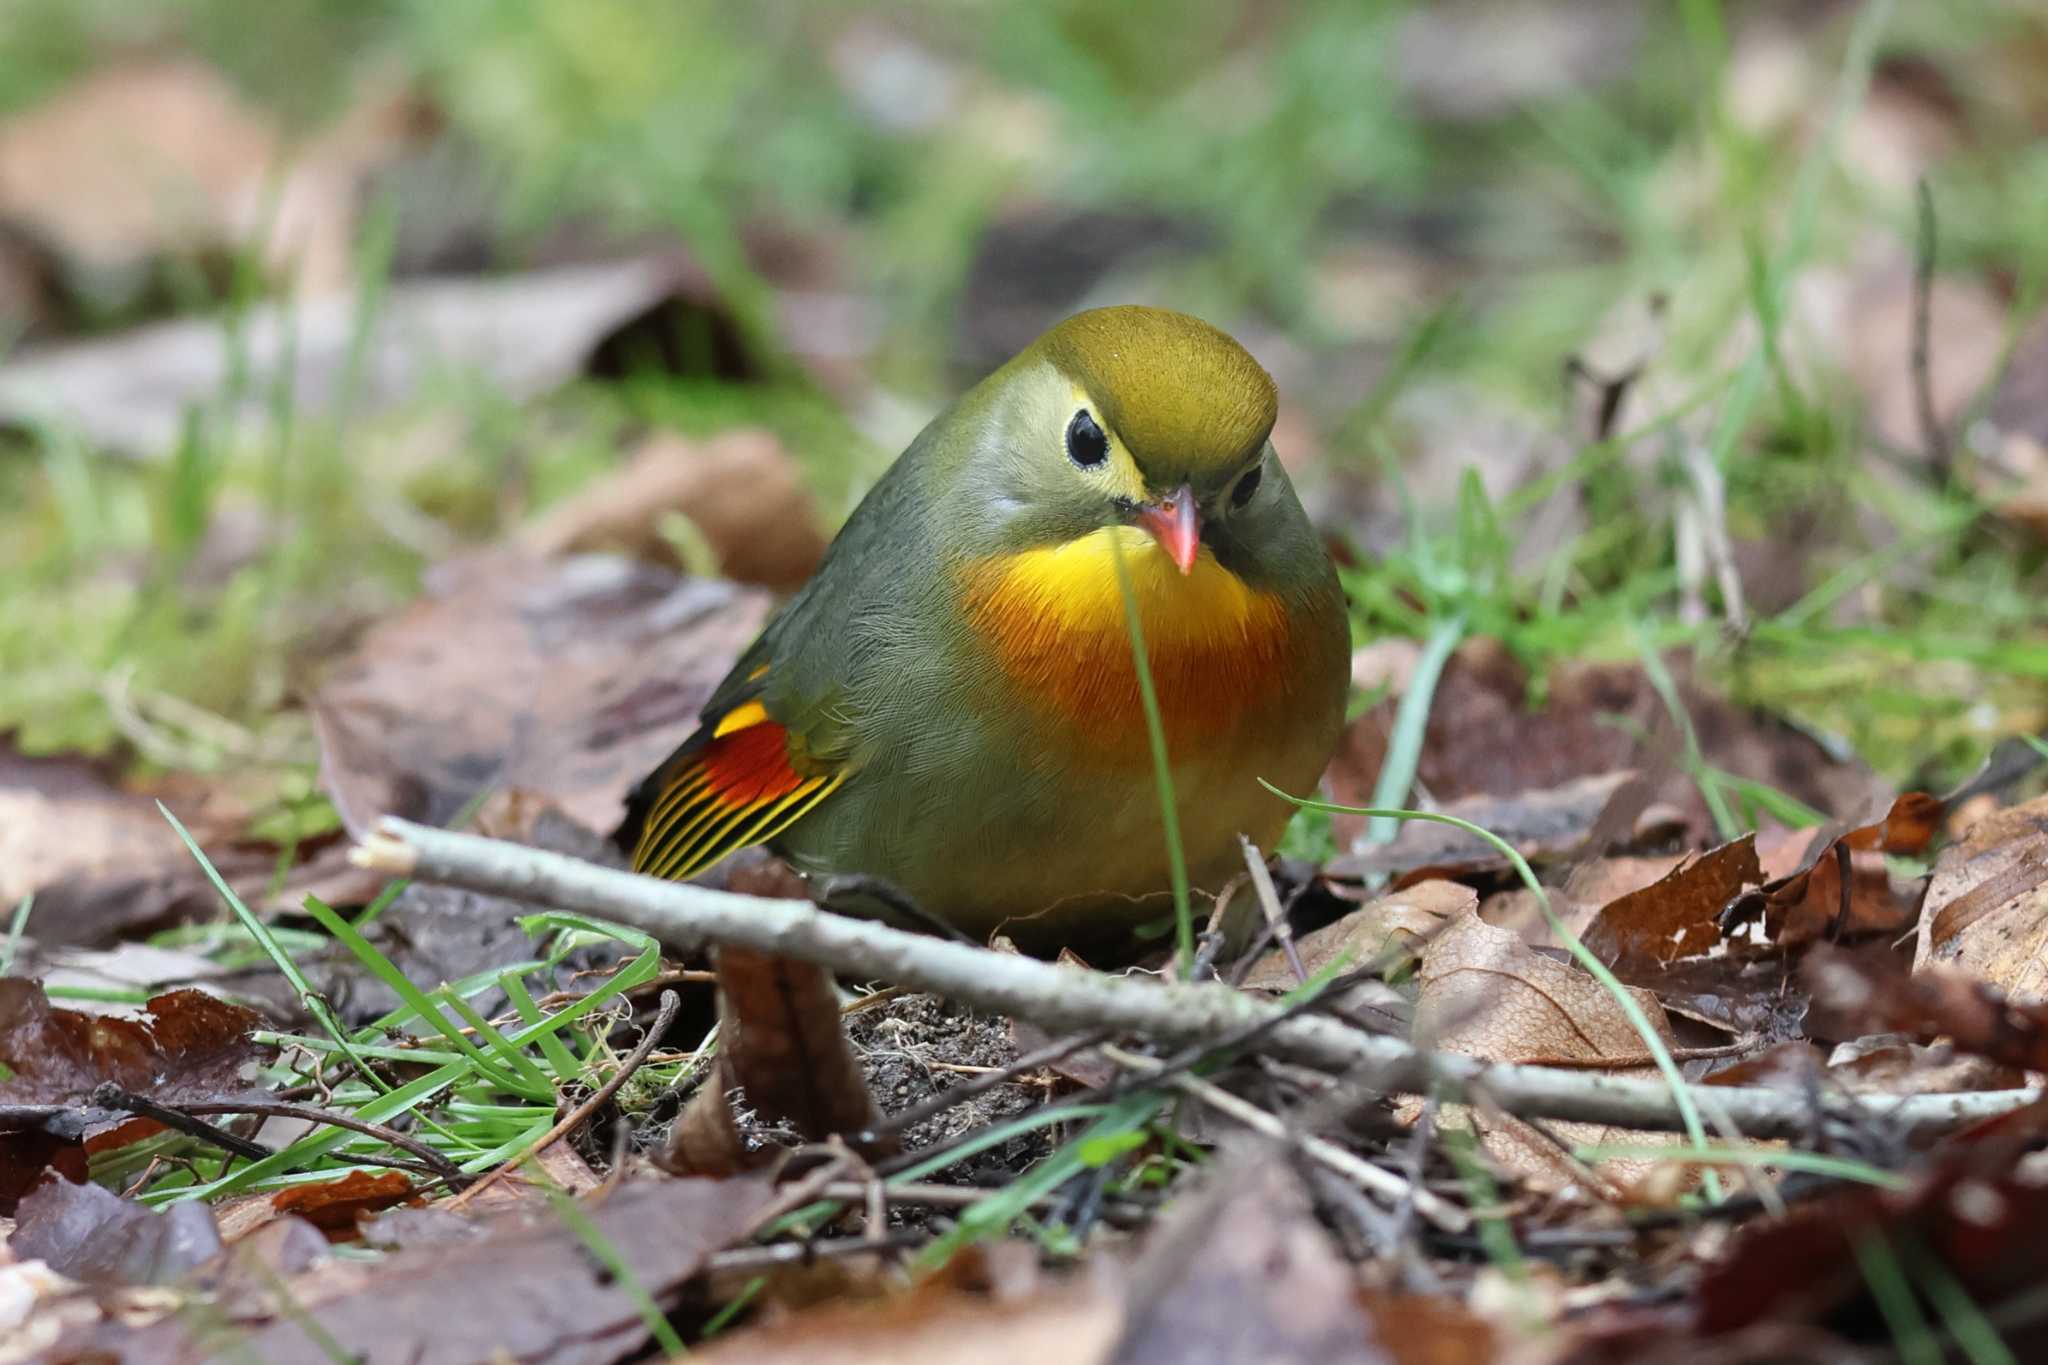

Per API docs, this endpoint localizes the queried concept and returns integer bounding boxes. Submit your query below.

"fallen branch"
[355,819,2038,1142]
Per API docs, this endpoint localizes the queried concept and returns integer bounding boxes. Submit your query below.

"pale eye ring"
[1066,409,1109,467]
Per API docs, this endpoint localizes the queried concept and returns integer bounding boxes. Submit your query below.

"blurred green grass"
[0,0,2044,798]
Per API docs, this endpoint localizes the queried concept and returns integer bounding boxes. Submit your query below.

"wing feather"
[625,699,843,882]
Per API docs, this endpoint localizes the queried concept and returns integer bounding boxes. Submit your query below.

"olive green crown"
[1034,306,1277,487]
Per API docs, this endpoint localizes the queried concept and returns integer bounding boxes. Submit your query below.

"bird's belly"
[782,690,1334,941]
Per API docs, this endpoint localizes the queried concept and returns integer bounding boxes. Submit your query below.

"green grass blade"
[1366,613,1465,844]
[3,895,35,975]
[1109,533,1194,976]
[299,895,548,1100]
[158,803,390,1093]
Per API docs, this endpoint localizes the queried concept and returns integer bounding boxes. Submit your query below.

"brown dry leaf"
[696,1254,1124,1365]
[699,1159,1495,1365]
[0,739,271,948]
[1581,837,1763,969]
[1115,1156,1438,1365]
[1914,791,2048,996]
[313,555,769,839]
[87,1175,775,1365]
[669,946,887,1175]
[1241,879,1474,991]
[1721,793,1944,948]
[263,1170,418,1244]
[1329,771,1648,884]
[1823,1036,2025,1097]
[1807,946,2048,1075]
[1330,639,1883,851]
[1408,910,1686,1191]
[0,257,717,458]
[519,428,829,590]
[0,57,419,295]
[1689,1099,2048,1356]
[1482,851,1690,944]
[0,982,265,1104]
[0,981,270,1212]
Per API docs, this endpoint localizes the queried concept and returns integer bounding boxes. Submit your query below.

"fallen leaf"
[1116,1155,1441,1365]
[1720,793,1943,947]
[0,257,725,458]
[312,555,769,839]
[1328,771,1649,884]
[1241,879,1474,991]
[1691,1101,2048,1355]
[696,1251,1124,1365]
[669,946,888,1175]
[0,981,265,1106]
[1407,909,1687,1190]
[0,737,267,948]
[1807,946,2048,1074]
[1581,837,1763,969]
[1914,791,2048,996]
[261,1170,417,1244]
[108,1175,774,1365]
[0,56,419,298]
[519,428,829,590]
[0,981,269,1211]
[10,1177,223,1287]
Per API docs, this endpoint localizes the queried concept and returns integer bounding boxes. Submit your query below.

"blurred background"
[0,0,2044,817]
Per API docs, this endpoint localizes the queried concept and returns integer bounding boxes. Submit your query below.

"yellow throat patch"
[958,527,1302,754]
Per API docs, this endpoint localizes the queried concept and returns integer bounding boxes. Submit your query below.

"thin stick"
[450,989,681,1210]
[86,1084,465,1186]
[1240,836,1305,985]
[355,820,2039,1142]
[1912,176,1953,480]
[1101,1044,1468,1233]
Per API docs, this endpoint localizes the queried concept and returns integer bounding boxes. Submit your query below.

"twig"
[1912,176,1953,481]
[355,820,2040,1142]
[87,1085,270,1162]
[86,1084,467,1187]
[1101,1044,1469,1233]
[1240,836,1305,985]
[449,989,681,1210]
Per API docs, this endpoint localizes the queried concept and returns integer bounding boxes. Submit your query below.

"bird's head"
[955,306,1286,579]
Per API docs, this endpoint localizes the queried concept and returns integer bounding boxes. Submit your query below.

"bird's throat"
[957,526,1304,753]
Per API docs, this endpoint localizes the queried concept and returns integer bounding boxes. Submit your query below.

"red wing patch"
[629,707,841,883]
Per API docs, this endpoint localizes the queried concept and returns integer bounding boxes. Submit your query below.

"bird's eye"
[1066,409,1108,468]
[1231,463,1263,507]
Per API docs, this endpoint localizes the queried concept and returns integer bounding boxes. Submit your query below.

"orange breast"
[957,527,1311,756]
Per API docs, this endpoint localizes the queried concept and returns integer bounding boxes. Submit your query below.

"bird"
[617,305,1349,948]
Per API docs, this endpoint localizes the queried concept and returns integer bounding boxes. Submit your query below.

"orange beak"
[1135,484,1201,575]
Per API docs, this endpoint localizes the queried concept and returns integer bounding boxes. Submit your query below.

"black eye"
[1066,409,1108,467]
[1231,463,1263,507]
